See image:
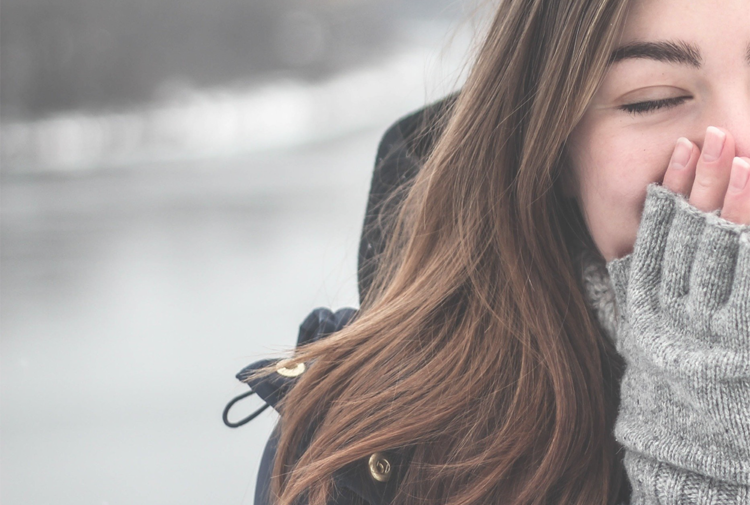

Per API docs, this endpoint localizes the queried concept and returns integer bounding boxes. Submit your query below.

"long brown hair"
[265,0,633,503]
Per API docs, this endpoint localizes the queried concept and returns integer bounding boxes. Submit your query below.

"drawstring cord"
[222,390,270,428]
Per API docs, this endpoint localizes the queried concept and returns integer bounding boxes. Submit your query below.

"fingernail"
[729,157,750,192]
[669,138,692,169]
[702,126,726,162]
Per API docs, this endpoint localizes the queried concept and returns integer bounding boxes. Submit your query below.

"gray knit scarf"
[577,243,619,345]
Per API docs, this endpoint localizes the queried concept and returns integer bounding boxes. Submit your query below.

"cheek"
[583,134,667,197]
[571,129,674,260]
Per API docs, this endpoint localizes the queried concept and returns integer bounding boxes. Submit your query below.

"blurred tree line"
[1,0,416,120]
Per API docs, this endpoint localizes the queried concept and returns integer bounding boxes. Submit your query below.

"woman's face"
[568,0,750,261]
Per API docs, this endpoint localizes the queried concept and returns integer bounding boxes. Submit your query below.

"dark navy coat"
[225,95,456,505]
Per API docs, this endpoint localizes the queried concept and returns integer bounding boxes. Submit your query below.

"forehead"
[620,0,750,45]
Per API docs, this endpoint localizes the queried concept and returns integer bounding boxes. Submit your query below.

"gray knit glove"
[606,184,750,504]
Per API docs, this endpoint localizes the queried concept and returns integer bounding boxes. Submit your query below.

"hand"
[605,185,750,498]
[662,126,750,225]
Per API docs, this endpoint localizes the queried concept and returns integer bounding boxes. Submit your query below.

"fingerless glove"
[607,184,750,504]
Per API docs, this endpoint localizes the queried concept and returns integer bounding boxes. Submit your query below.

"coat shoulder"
[236,96,459,504]
[358,93,458,302]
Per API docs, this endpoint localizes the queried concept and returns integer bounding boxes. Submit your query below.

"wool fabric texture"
[590,184,750,504]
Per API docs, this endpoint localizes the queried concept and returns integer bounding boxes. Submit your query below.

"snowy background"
[1,1,476,503]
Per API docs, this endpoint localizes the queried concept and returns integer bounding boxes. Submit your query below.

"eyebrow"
[609,40,702,67]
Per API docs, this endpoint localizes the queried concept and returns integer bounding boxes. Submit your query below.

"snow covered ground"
[1,22,471,505]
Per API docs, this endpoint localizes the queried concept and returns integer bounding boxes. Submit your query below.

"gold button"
[276,361,306,377]
[368,452,392,483]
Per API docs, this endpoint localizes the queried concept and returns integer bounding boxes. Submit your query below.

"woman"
[236,0,750,503]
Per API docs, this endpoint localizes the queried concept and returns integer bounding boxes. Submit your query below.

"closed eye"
[618,96,691,115]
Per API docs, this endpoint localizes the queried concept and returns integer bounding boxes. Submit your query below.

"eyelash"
[619,96,691,115]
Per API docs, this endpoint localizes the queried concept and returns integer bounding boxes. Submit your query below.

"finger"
[720,157,750,225]
[662,137,699,196]
[689,126,735,212]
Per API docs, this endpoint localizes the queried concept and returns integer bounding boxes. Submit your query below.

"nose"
[694,94,750,158]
